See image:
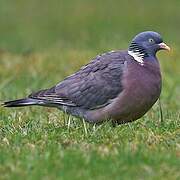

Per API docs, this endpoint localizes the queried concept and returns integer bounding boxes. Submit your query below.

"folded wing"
[29,51,127,110]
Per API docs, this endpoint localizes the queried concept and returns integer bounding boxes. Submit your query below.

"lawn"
[0,0,180,179]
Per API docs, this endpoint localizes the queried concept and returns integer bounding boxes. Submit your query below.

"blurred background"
[0,0,180,52]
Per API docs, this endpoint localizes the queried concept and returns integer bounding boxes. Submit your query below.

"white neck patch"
[128,50,144,65]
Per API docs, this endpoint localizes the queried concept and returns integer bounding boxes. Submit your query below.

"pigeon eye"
[149,38,154,43]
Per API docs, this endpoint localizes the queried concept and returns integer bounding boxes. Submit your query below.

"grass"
[0,0,180,179]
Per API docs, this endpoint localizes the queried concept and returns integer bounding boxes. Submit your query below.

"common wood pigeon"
[3,31,170,124]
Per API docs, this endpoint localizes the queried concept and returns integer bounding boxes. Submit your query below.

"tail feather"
[2,98,39,107]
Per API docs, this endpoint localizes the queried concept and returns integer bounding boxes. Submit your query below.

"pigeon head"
[128,31,170,63]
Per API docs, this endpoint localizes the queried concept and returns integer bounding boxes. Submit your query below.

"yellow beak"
[159,42,171,51]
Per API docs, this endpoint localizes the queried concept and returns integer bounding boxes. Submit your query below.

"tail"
[2,98,41,107]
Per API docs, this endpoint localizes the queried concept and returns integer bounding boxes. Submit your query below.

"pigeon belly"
[110,61,162,123]
[85,60,162,124]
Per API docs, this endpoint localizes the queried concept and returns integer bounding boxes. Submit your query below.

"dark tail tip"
[2,98,37,107]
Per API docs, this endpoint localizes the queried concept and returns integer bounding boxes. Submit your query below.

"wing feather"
[29,50,127,109]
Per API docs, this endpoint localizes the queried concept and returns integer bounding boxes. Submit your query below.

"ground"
[0,0,180,179]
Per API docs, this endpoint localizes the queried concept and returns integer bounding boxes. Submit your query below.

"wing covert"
[29,50,127,109]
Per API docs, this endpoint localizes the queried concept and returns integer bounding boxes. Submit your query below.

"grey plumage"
[3,31,170,124]
[29,51,125,109]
